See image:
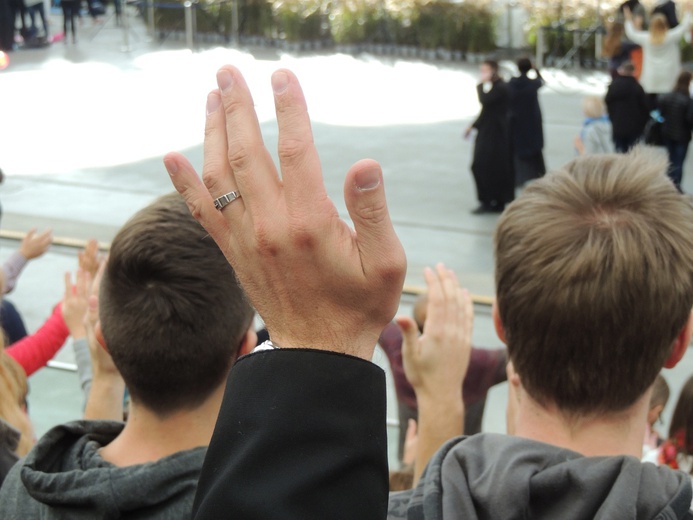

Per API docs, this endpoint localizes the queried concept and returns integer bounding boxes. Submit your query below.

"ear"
[238,327,258,357]
[492,301,507,344]
[94,321,110,354]
[663,311,693,369]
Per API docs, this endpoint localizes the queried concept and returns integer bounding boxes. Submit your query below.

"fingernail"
[217,69,233,93]
[272,71,289,94]
[206,92,221,116]
[355,168,381,191]
[164,158,178,175]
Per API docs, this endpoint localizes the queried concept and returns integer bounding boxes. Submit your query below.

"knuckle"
[252,221,280,257]
[277,137,307,166]
[226,142,255,174]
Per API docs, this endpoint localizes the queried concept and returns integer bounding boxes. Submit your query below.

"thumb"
[344,159,406,280]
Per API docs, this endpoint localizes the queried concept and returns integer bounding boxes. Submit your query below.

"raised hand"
[164,66,406,360]
[20,228,52,260]
[397,264,473,483]
[62,269,90,339]
[78,239,101,279]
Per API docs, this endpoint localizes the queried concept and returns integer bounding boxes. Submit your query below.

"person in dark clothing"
[658,70,693,190]
[507,57,546,186]
[61,0,80,43]
[465,60,514,214]
[0,0,15,51]
[605,60,650,152]
[8,0,27,42]
[653,0,679,28]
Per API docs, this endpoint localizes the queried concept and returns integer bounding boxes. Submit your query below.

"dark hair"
[674,71,692,96]
[100,192,254,417]
[482,60,499,74]
[517,58,532,74]
[495,147,693,416]
[669,375,693,456]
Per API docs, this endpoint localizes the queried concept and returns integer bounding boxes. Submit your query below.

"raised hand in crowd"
[398,264,473,483]
[83,258,125,422]
[77,239,102,279]
[165,66,406,359]
[19,228,52,260]
[61,269,90,340]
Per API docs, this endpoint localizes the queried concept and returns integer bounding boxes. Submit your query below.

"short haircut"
[517,57,532,75]
[100,192,254,417]
[482,59,499,74]
[494,147,693,416]
[669,375,693,453]
[650,373,670,409]
[582,95,606,119]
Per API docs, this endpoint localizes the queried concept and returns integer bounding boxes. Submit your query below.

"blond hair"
[582,95,606,119]
[0,349,33,456]
[650,14,669,45]
[495,147,693,415]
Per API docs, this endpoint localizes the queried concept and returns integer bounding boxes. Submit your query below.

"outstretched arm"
[165,66,406,519]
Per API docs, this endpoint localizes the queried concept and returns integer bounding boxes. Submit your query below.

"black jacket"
[605,75,649,140]
[658,91,693,143]
[508,74,544,157]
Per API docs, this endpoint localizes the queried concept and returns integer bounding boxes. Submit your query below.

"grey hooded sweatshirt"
[389,433,693,520]
[0,420,206,519]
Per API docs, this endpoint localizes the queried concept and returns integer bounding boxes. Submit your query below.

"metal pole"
[536,26,544,68]
[148,0,155,37]
[121,0,131,51]
[232,0,239,45]
[185,1,193,49]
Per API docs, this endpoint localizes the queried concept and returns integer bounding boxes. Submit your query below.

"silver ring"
[213,191,242,211]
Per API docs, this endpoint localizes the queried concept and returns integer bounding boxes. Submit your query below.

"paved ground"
[3,5,693,468]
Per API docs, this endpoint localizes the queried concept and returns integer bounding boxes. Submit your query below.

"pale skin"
[164,66,406,360]
[398,264,473,484]
[494,302,693,458]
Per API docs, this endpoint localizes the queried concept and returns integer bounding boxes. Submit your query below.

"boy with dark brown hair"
[0,192,256,518]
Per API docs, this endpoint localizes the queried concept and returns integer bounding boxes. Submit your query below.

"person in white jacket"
[625,5,691,105]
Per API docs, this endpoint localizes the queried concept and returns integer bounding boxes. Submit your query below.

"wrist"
[68,325,86,339]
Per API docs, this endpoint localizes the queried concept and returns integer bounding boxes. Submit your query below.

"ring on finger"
[214,190,242,212]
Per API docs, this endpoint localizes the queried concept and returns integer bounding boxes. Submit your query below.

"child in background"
[574,96,615,155]
[644,374,693,473]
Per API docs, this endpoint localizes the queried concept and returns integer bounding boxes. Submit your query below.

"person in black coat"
[0,0,14,51]
[658,70,693,191]
[507,57,546,187]
[605,60,650,152]
[464,60,514,214]
[653,0,678,28]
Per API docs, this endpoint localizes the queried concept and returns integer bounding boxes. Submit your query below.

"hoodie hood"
[0,420,206,519]
[389,433,693,520]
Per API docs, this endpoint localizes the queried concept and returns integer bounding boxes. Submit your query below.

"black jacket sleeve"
[192,349,389,520]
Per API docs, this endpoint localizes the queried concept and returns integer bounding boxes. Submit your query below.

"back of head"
[651,373,670,410]
[495,147,693,416]
[582,96,606,119]
[674,71,692,95]
[603,22,625,58]
[669,375,693,455]
[517,57,532,75]
[649,14,668,44]
[100,192,254,417]
[617,60,636,77]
